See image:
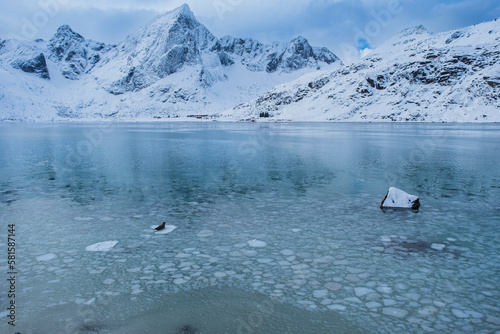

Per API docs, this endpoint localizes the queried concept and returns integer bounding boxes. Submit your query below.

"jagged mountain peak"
[291,35,308,43]
[399,25,430,37]
[50,25,85,49]
[47,24,107,80]
[142,3,200,35]
[175,3,196,19]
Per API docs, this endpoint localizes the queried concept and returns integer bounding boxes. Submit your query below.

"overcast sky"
[1,0,499,63]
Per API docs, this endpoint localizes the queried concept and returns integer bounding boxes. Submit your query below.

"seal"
[155,222,166,231]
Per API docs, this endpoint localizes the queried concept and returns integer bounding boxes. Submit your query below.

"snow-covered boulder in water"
[380,187,420,210]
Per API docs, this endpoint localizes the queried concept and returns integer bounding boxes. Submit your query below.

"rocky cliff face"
[219,35,342,73]
[48,25,110,80]
[11,52,50,80]
[229,19,500,122]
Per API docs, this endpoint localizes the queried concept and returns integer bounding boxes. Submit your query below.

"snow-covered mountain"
[226,19,500,122]
[0,4,498,122]
[0,4,341,121]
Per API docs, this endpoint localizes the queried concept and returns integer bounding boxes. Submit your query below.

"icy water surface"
[0,122,499,333]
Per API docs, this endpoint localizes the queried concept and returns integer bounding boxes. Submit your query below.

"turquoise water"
[0,122,499,333]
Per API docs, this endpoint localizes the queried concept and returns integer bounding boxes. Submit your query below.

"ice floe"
[247,239,267,248]
[151,225,177,234]
[383,307,409,318]
[85,241,119,252]
[431,243,446,251]
[354,287,375,297]
[36,253,57,261]
[196,230,214,238]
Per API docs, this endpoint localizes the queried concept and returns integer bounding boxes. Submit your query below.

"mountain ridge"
[0,3,342,121]
[0,5,497,122]
[225,18,499,122]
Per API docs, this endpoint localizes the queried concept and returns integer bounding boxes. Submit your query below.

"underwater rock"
[178,324,198,334]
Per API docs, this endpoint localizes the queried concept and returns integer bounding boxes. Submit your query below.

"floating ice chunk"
[325,282,342,291]
[366,302,382,309]
[313,290,329,298]
[433,300,446,308]
[103,279,115,285]
[452,309,469,318]
[380,187,420,210]
[467,310,484,319]
[196,230,214,238]
[431,243,446,251]
[486,315,500,325]
[328,304,347,311]
[383,307,409,318]
[292,229,302,233]
[179,262,195,268]
[173,278,188,285]
[85,241,118,252]
[447,238,457,242]
[280,249,294,256]
[242,250,258,257]
[345,297,362,304]
[84,298,96,305]
[354,287,375,297]
[248,239,267,248]
[377,286,393,294]
[214,272,227,278]
[36,253,57,262]
[257,258,273,264]
[404,292,421,301]
[383,299,397,306]
[151,225,177,234]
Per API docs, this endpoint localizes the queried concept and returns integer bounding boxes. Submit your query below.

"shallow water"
[0,122,499,333]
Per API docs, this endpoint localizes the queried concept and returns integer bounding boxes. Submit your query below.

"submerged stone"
[178,325,198,334]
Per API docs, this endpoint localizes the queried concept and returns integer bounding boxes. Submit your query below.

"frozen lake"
[0,122,499,333]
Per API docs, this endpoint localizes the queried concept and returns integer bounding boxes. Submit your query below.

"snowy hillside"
[226,19,500,122]
[0,4,341,121]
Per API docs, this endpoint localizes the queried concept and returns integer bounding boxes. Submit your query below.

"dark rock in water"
[77,323,104,333]
[375,236,460,258]
[394,239,429,253]
[0,189,19,205]
[178,324,198,334]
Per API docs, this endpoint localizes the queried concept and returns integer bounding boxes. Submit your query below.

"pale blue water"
[0,122,499,333]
